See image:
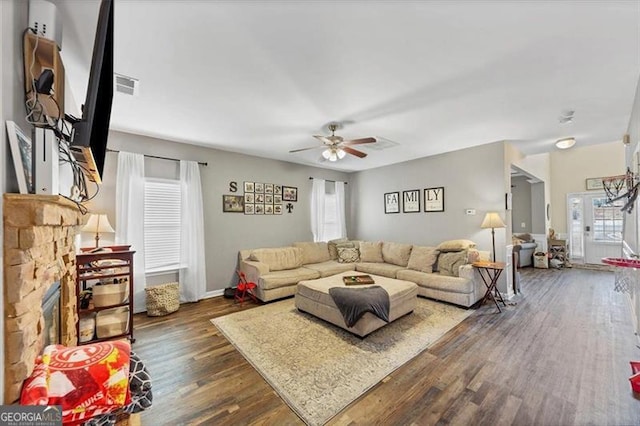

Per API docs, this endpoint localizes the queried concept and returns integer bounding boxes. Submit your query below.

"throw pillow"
[437,239,477,252]
[437,250,468,277]
[406,246,439,273]
[514,233,533,242]
[359,241,384,263]
[382,242,413,267]
[337,247,360,263]
[328,238,349,260]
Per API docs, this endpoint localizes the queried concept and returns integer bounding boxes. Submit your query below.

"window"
[144,178,182,272]
[592,197,623,242]
[323,192,341,241]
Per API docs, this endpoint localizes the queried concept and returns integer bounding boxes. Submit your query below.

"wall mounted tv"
[70,0,113,184]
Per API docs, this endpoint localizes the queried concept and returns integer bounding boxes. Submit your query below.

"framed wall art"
[244,193,255,204]
[274,195,282,204]
[6,121,33,194]
[255,204,265,214]
[265,194,273,204]
[255,182,264,193]
[282,186,298,201]
[244,203,255,215]
[223,194,244,213]
[384,192,400,214]
[402,190,420,213]
[274,204,283,214]
[265,183,274,194]
[586,178,604,191]
[244,181,254,192]
[274,185,282,195]
[255,193,265,203]
[424,187,444,212]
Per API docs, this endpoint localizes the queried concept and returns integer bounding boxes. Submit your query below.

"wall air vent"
[114,73,139,96]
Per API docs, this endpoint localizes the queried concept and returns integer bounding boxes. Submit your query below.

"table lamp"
[481,212,506,262]
[82,213,115,248]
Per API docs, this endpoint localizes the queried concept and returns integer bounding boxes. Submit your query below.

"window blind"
[144,179,182,271]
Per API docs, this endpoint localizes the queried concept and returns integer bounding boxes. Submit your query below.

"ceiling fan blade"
[343,137,376,145]
[289,146,322,153]
[313,135,333,145]
[342,146,368,158]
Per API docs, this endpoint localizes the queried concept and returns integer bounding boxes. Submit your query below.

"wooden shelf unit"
[76,249,135,345]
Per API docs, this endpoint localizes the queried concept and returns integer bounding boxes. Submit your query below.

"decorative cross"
[286,203,294,213]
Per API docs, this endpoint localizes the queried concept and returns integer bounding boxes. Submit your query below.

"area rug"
[211,298,473,426]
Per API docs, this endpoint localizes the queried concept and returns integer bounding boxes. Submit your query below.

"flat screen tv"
[70,0,113,184]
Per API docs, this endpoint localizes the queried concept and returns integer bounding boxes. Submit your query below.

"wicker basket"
[145,282,180,316]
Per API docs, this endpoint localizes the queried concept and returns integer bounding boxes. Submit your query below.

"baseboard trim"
[203,289,224,299]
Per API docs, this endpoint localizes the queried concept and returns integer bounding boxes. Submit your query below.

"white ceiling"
[53,0,640,172]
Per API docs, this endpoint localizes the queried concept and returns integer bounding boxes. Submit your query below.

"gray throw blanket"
[328,286,390,328]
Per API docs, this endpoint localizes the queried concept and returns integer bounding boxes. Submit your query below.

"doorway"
[567,192,623,264]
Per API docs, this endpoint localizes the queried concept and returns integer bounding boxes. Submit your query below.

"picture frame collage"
[242,182,297,215]
[384,187,445,214]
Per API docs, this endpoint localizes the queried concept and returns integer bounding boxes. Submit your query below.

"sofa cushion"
[355,262,404,278]
[260,267,320,290]
[328,238,350,260]
[337,247,360,263]
[359,241,384,263]
[396,269,473,294]
[382,242,413,267]
[304,260,356,277]
[293,242,331,264]
[250,247,304,271]
[406,246,439,273]
[437,239,476,252]
[437,250,468,277]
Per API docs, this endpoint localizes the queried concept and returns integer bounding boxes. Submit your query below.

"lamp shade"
[82,214,115,233]
[481,212,506,229]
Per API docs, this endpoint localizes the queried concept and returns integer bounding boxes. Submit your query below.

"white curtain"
[115,152,146,313]
[335,181,347,238]
[311,178,326,242]
[179,160,207,302]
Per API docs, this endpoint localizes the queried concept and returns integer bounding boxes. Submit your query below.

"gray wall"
[350,142,508,261]
[531,182,545,234]
[511,176,532,233]
[88,131,351,292]
[1,0,29,403]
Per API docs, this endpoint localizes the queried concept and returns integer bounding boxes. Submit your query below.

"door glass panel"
[569,197,584,258]
[592,198,624,242]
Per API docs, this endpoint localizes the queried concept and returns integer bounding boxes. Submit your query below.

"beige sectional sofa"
[239,239,490,307]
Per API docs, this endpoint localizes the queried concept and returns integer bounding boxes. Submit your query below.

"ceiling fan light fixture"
[555,137,576,149]
[329,151,338,162]
[322,149,331,160]
[337,148,346,159]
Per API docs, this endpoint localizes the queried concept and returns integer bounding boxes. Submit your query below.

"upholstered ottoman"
[295,271,418,337]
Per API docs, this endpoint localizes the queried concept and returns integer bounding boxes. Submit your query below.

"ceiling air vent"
[362,136,400,151]
[114,73,138,96]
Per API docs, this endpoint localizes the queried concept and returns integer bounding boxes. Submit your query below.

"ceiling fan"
[289,123,376,162]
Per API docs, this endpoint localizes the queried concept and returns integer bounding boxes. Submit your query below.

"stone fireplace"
[3,194,82,403]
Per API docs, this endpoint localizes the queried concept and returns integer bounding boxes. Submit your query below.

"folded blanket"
[329,285,390,328]
[21,341,132,425]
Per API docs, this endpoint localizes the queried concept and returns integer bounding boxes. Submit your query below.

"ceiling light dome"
[555,137,576,149]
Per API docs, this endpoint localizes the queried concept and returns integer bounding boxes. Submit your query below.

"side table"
[472,261,507,312]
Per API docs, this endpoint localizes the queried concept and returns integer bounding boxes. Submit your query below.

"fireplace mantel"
[3,194,83,403]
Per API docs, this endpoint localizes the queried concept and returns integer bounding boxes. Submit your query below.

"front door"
[567,193,623,264]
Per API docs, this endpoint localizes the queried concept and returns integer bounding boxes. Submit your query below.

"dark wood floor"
[132,268,640,425]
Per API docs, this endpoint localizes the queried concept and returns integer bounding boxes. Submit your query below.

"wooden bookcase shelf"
[76,249,135,345]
